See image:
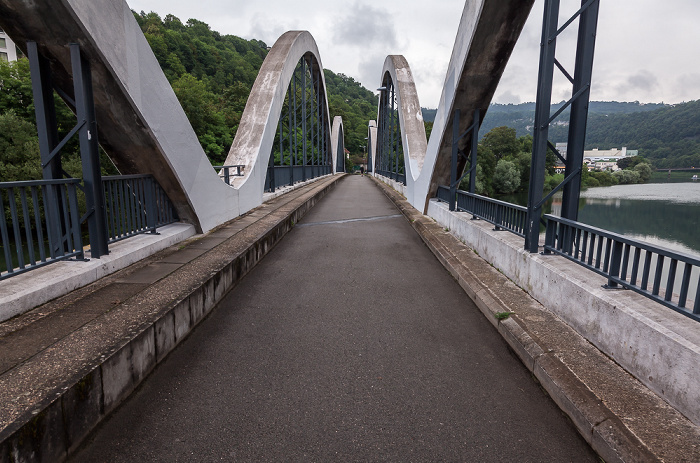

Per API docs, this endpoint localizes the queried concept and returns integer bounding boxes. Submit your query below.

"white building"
[0,28,17,62]
[583,147,629,172]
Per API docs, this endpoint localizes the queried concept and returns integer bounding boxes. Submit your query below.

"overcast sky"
[127,0,700,109]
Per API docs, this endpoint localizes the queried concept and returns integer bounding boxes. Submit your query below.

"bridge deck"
[3,175,697,462]
[68,175,595,461]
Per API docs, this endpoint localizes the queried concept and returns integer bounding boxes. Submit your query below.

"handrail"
[102,175,177,244]
[437,186,528,237]
[0,179,84,280]
[376,169,406,186]
[213,165,245,185]
[544,214,700,322]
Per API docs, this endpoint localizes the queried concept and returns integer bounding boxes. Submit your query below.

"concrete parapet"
[375,179,700,462]
[0,175,343,462]
[0,223,196,323]
[427,198,700,428]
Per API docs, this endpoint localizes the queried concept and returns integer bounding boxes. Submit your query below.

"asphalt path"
[71,175,597,462]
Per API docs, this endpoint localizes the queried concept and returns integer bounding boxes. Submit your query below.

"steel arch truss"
[266,53,333,192]
[376,75,406,185]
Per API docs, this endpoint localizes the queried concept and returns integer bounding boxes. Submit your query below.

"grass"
[494,311,513,320]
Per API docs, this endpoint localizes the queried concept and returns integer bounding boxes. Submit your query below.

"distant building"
[555,142,568,160]
[583,147,630,172]
[0,28,17,62]
[553,145,634,173]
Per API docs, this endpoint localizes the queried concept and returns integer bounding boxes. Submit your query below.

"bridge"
[0,0,699,461]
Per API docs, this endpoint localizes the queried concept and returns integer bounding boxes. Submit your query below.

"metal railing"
[102,174,177,244]
[214,165,245,185]
[0,179,84,280]
[543,214,700,322]
[376,169,406,185]
[265,165,332,192]
[437,186,528,237]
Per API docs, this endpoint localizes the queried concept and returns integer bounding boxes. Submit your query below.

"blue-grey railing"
[102,174,177,244]
[437,186,528,237]
[214,165,245,185]
[0,179,84,280]
[376,169,406,185]
[265,165,332,192]
[543,214,700,322]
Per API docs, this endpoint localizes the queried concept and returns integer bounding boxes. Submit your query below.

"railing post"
[607,240,623,288]
[145,176,157,233]
[449,109,460,212]
[66,182,84,259]
[543,219,556,254]
[71,44,109,258]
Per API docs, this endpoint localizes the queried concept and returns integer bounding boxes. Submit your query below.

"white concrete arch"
[376,56,428,196]
[367,120,377,174]
[225,31,334,212]
[377,0,533,213]
[0,0,246,233]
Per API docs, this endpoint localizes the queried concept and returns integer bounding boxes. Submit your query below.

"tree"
[613,169,640,184]
[493,159,521,194]
[617,155,648,170]
[0,111,41,181]
[481,126,520,160]
[633,162,652,183]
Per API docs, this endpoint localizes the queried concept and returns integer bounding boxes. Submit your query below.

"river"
[574,181,700,258]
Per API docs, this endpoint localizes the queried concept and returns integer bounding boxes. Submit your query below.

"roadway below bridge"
[69,175,596,461]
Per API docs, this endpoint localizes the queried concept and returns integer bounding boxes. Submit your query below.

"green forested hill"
[133,11,376,164]
[423,100,700,169]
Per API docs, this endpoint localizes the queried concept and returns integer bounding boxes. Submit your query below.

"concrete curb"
[0,223,197,323]
[0,175,344,463]
[371,178,677,463]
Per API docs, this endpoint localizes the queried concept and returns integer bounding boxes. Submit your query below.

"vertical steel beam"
[27,42,63,257]
[525,0,561,253]
[71,44,108,258]
[301,57,308,182]
[561,0,600,221]
[291,65,298,185]
[450,109,460,211]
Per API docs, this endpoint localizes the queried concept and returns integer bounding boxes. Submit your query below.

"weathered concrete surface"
[409,0,535,212]
[0,3,338,233]
[428,199,700,429]
[0,175,343,462]
[0,223,195,323]
[0,0,240,231]
[69,175,596,462]
[380,55,428,186]
[377,179,700,463]
[367,120,377,173]
[225,31,333,213]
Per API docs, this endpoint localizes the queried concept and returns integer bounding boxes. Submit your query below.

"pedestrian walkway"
[0,174,342,462]
[70,175,597,461]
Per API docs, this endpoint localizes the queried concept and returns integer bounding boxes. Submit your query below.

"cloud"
[332,2,398,49]
[248,14,289,46]
[357,52,388,92]
[494,90,521,105]
[624,70,660,93]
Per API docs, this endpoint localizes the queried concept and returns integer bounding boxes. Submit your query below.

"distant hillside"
[421,100,700,169]
[132,11,376,164]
